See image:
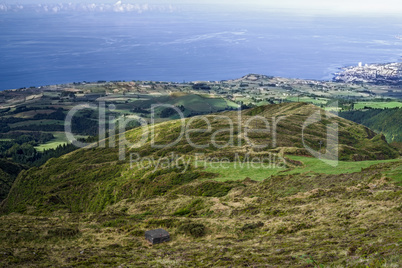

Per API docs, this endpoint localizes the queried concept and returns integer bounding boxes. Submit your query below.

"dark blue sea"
[1,8,402,90]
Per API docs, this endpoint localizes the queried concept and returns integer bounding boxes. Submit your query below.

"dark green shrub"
[130,229,144,236]
[240,222,264,232]
[178,222,206,238]
[171,172,200,185]
[197,181,235,197]
[173,198,205,217]
[47,227,80,238]
[130,211,152,220]
[102,219,127,228]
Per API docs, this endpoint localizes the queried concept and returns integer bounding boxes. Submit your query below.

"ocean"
[1,8,402,90]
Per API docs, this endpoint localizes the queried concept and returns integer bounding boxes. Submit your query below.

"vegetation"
[1,103,399,214]
[0,159,26,202]
[203,155,400,181]
[339,107,402,142]
[353,101,402,110]
[0,160,400,267]
[0,77,401,266]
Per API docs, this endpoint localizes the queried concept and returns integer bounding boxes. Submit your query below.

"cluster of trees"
[32,108,65,120]
[0,122,10,132]
[0,132,54,147]
[192,83,211,90]
[31,143,80,167]
[0,134,92,166]
[0,108,99,135]
[160,105,185,118]
[14,124,65,132]
[0,132,54,165]
[0,109,66,133]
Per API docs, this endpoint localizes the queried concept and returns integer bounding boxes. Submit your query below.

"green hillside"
[0,160,401,267]
[1,103,398,214]
[0,103,401,267]
[339,107,402,142]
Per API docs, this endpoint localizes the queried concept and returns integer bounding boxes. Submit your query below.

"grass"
[283,155,401,175]
[170,94,238,112]
[13,109,56,119]
[35,141,67,151]
[287,96,329,105]
[111,94,238,116]
[201,155,401,181]
[200,161,285,181]
[0,159,401,267]
[385,164,402,185]
[34,132,87,152]
[1,103,401,266]
[354,101,402,110]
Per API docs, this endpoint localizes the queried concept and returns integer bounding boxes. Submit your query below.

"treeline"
[13,124,65,132]
[339,107,402,142]
[5,105,61,115]
[0,109,65,133]
[32,108,65,120]
[30,143,80,167]
[1,116,98,136]
[0,139,86,167]
[0,143,81,202]
[0,132,54,149]
[0,132,83,166]
[0,133,97,202]
[1,108,98,136]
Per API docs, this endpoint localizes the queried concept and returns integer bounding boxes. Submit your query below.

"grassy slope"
[204,156,400,181]
[1,103,399,213]
[0,161,401,267]
[0,103,401,267]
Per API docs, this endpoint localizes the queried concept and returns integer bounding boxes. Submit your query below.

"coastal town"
[333,62,402,85]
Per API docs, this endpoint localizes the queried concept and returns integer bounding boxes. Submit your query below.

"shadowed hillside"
[339,107,402,143]
[0,159,26,202]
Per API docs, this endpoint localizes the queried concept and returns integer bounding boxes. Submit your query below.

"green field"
[284,155,400,175]
[169,94,238,112]
[385,164,402,185]
[203,155,401,181]
[34,132,87,152]
[287,96,329,105]
[113,94,239,115]
[354,101,402,110]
